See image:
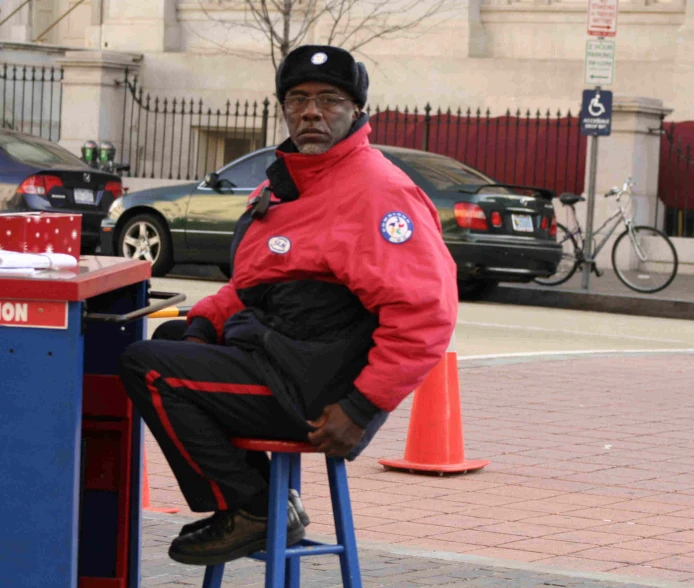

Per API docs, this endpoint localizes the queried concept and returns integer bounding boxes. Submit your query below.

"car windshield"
[391,151,495,191]
[0,133,85,167]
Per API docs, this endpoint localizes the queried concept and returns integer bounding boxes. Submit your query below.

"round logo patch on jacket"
[380,212,413,244]
[268,236,291,254]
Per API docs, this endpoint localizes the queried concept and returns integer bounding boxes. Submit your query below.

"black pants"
[118,320,309,513]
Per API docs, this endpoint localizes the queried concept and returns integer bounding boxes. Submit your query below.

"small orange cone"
[379,332,489,474]
[142,449,181,514]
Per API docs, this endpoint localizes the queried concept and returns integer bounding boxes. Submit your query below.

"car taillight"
[490,211,502,228]
[541,216,549,230]
[17,174,63,196]
[454,202,488,230]
[105,180,123,199]
[549,213,557,237]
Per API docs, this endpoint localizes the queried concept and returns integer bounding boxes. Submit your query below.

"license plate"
[74,188,95,205]
[512,214,534,232]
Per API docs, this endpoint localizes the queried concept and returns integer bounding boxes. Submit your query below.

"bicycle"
[534,178,678,293]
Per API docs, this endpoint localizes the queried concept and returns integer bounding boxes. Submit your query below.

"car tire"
[118,213,174,277]
[457,279,499,301]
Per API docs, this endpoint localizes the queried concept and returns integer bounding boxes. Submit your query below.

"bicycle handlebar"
[604,177,634,198]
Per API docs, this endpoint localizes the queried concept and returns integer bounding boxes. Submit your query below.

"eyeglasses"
[283,94,352,113]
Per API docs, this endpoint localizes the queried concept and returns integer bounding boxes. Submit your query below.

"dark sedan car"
[0,128,123,253]
[101,146,561,298]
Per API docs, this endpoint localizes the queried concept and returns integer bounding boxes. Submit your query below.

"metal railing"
[368,105,587,196]
[120,71,588,196]
[0,63,63,141]
[120,70,280,181]
[658,120,694,238]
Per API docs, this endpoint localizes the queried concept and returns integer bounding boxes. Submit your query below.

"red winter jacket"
[186,121,457,419]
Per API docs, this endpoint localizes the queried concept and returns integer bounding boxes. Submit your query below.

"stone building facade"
[1,0,692,117]
[2,0,694,270]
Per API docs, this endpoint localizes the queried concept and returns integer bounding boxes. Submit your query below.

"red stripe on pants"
[145,370,229,511]
[164,378,272,395]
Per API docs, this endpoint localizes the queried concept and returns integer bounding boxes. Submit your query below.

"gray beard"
[298,143,330,155]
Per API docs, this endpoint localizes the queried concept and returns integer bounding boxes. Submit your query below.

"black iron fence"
[120,70,280,181]
[120,70,587,195]
[0,63,63,141]
[658,120,694,238]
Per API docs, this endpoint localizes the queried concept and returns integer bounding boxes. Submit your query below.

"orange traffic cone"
[142,449,181,514]
[379,332,489,474]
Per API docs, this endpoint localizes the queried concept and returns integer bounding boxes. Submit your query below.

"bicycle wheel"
[611,225,678,293]
[534,223,580,286]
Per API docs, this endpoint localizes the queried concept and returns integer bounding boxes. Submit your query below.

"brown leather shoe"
[178,492,310,536]
[169,503,305,566]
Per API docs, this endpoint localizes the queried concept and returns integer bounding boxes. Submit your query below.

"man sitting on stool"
[119,44,457,566]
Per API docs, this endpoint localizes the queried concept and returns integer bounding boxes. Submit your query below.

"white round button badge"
[311,52,328,65]
[268,236,291,254]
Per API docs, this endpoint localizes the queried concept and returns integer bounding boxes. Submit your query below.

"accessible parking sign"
[580,89,613,136]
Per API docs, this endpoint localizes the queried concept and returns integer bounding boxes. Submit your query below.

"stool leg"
[289,452,301,495]
[266,452,290,588]
[285,453,302,588]
[202,563,225,588]
[326,457,362,588]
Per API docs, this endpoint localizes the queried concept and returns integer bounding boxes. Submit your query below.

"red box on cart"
[0,212,82,256]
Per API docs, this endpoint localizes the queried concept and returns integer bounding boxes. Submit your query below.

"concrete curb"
[486,284,694,320]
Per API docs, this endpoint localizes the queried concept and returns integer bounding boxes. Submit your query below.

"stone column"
[0,0,33,42]
[56,51,142,160]
[99,0,180,52]
[677,0,694,62]
[577,96,672,267]
[464,0,487,57]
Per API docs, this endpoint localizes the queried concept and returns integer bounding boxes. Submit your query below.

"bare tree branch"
[193,0,459,69]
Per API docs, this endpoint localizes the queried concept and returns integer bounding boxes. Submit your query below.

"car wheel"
[457,279,499,301]
[118,213,174,277]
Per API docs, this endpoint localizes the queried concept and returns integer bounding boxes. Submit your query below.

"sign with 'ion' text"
[0,299,68,329]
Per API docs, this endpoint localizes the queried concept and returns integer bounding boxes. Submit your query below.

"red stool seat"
[230,438,318,453]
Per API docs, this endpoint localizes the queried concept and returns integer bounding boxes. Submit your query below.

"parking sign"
[580,90,613,136]
[585,39,615,85]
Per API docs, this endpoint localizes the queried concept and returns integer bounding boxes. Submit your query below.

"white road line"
[457,348,694,362]
[456,320,684,343]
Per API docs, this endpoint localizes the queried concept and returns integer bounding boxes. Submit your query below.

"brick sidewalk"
[145,353,694,586]
[141,512,676,587]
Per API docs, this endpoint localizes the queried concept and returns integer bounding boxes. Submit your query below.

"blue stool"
[202,439,362,588]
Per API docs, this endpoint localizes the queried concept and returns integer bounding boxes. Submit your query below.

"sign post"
[576,0,618,290]
[580,89,613,290]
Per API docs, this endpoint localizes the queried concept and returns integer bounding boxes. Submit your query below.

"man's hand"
[183,336,207,344]
[307,403,365,458]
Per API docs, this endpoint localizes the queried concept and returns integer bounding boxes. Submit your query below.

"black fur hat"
[276,45,369,108]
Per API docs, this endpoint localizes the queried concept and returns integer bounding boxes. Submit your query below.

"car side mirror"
[204,172,220,189]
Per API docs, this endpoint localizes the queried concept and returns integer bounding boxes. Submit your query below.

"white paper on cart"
[0,250,78,269]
